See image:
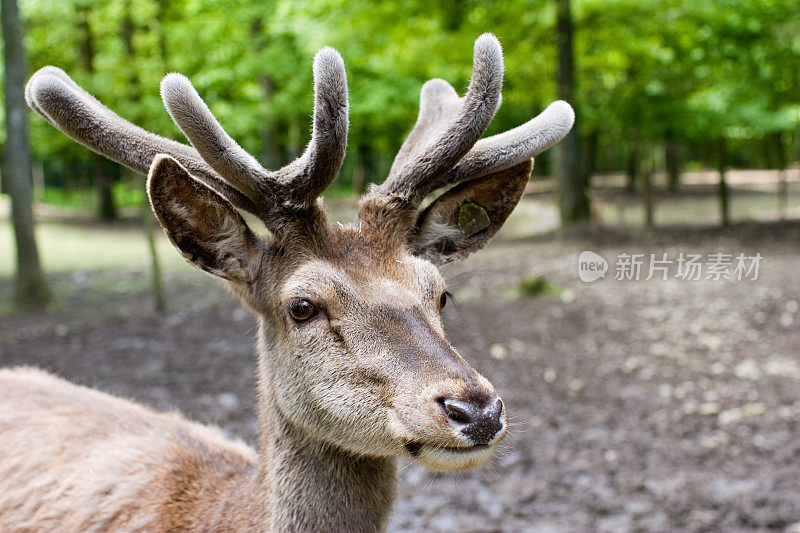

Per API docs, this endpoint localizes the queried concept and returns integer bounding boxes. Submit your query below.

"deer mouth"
[404,441,496,471]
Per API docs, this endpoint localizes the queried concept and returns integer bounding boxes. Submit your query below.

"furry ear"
[147,155,262,284]
[411,160,532,264]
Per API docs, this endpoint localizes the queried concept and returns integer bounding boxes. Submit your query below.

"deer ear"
[147,155,262,284]
[410,160,532,264]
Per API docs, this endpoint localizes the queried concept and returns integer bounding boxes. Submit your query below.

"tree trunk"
[258,76,282,169]
[795,121,800,171]
[352,155,366,196]
[2,0,51,308]
[77,3,117,221]
[250,17,282,170]
[156,0,169,64]
[625,137,640,194]
[93,158,117,220]
[717,136,730,227]
[141,175,165,312]
[140,0,166,311]
[32,161,45,202]
[440,0,465,31]
[699,141,713,169]
[775,132,788,220]
[762,135,772,169]
[352,144,373,195]
[584,129,598,188]
[640,147,654,229]
[287,121,302,161]
[554,0,590,226]
[665,139,681,194]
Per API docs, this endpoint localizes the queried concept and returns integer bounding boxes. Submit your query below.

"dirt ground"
[1,220,800,532]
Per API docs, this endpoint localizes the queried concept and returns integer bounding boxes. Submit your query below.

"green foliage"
[2,0,799,192]
[575,0,800,167]
[40,181,144,211]
[517,275,562,298]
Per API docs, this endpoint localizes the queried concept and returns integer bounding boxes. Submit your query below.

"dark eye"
[288,299,317,323]
[439,291,450,310]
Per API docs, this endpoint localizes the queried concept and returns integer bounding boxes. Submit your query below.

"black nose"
[439,397,505,445]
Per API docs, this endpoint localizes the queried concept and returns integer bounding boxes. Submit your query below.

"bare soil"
[1,221,799,532]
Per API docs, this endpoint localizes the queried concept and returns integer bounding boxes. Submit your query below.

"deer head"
[25,34,573,472]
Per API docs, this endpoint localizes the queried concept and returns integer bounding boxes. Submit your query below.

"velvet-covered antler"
[25,48,349,230]
[373,34,505,207]
[358,33,574,262]
[366,33,574,212]
[27,35,572,263]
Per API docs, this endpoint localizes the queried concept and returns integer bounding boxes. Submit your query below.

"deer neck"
[252,323,397,532]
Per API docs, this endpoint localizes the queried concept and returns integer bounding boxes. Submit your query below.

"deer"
[0,34,573,531]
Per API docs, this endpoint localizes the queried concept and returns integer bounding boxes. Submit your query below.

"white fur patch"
[414,211,462,262]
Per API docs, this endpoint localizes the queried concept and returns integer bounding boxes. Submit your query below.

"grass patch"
[0,219,189,277]
[517,275,562,298]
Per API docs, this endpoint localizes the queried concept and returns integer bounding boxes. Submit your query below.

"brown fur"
[12,33,574,532]
[0,212,500,531]
[0,368,257,532]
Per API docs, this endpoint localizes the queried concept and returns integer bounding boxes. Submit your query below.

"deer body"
[3,34,573,531]
[0,367,262,531]
[0,365,393,531]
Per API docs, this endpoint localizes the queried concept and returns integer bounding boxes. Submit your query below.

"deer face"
[250,231,505,471]
[144,155,519,471]
[26,34,573,471]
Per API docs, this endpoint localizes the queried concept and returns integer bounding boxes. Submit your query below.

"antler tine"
[26,66,79,129]
[160,73,274,207]
[161,47,348,213]
[25,67,259,214]
[276,47,349,208]
[388,78,462,177]
[389,78,503,178]
[436,100,575,188]
[375,33,504,205]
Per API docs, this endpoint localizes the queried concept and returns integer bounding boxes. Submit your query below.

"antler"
[160,47,348,214]
[27,35,571,251]
[369,33,574,210]
[374,34,504,206]
[25,66,259,215]
[25,48,349,229]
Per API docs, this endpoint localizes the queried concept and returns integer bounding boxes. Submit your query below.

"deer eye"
[439,291,451,310]
[287,299,317,323]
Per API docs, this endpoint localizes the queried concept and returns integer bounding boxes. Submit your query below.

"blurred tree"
[76,0,117,221]
[717,136,729,227]
[8,0,800,232]
[123,0,165,311]
[664,132,681,193]
[2,0,51,308]
[554,0,590,226]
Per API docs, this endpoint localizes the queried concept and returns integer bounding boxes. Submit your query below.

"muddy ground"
[1,220,799,532]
